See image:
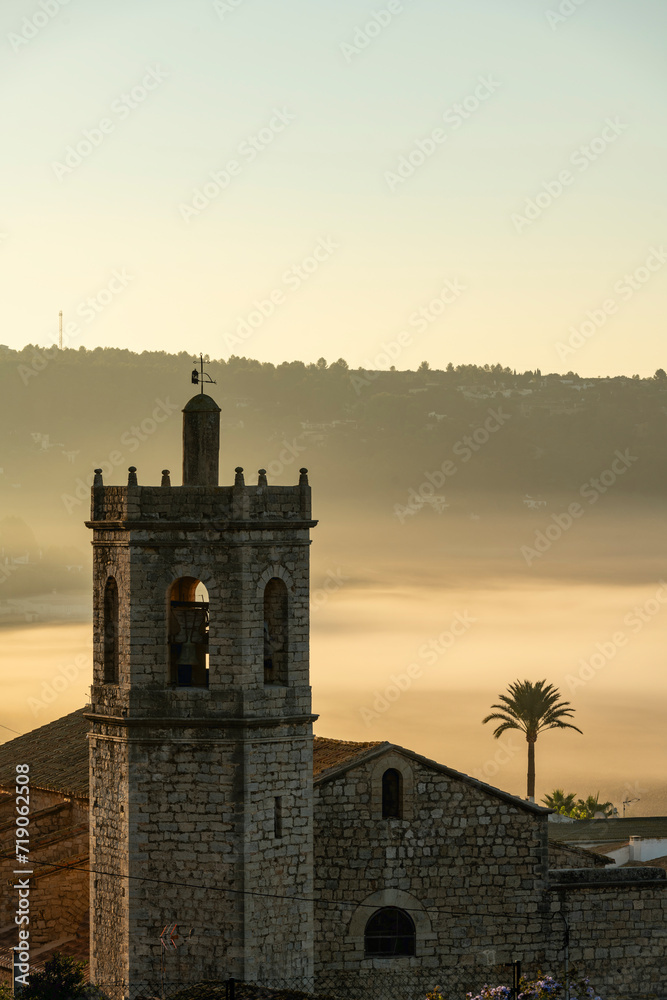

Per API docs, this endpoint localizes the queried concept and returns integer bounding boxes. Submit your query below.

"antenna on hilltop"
[59,311,63,350]
[191,354,216,395]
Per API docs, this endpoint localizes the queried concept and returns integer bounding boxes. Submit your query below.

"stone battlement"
[89,470,312,523]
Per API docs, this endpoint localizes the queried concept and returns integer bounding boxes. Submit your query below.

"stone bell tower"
[87,387,317,986]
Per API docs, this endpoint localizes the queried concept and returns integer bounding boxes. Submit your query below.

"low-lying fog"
[2,494,666,815]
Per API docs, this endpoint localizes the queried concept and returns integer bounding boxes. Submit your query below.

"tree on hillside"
[482,680,583,801]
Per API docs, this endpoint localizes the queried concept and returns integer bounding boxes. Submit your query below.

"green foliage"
[20,953,87,1000]
[542,789,578,815]
[482,680,582,743]
[542,789,614,819]
[0,981,14,1000]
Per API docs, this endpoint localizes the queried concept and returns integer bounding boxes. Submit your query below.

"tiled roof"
[548,840,611,867]
[312,737,385,776]
[548,818,667,843]
[0,708,89,797]
[623,855,667,871]
[0,713,385,796]
[590,840,629,854]
[0,713,555,820]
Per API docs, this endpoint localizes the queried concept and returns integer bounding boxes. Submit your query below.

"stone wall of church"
[89,721,314,985]
[548,870,667,997]
[0,788,88,947]
[313,753,667,997]
[313,751,550,974]
[88,475,316,986]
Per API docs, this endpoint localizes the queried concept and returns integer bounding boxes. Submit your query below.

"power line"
[0,851,487,917]
[0,722,23,735]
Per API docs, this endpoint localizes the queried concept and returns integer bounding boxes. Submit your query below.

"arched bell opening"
[168,576,209,687]
[263,577,288,685]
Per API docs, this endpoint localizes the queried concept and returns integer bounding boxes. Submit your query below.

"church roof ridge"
[0,713,548,816]
[313,739,551,816]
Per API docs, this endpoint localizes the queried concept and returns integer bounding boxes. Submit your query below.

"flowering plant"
[429,971,605,1000]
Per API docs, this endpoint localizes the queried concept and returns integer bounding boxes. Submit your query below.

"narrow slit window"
[263,578,288,685]
[103,577,119,684]
[274,796,283,838]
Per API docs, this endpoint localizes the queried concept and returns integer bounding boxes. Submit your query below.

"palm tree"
[572,793,614,820]
[542,788,578,815]
[482,679,582,801]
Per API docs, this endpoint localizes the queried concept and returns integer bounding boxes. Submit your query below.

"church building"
[0,385,665,998]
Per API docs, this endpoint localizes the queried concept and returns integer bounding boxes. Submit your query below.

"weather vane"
[191,354,216,394]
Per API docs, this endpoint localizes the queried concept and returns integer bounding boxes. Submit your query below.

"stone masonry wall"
[548,870,667,998]
[313,751,550,975]
[89,477,316,986]
[0,788,88,947]
[547,840,606,869]
[89,733,129,984]
[313,755,667,998]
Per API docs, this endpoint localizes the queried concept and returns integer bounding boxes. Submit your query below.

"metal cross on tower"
[191,354,216,394]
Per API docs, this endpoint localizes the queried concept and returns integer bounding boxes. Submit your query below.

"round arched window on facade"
[364,907,416,957]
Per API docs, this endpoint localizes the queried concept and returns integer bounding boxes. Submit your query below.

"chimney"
[628,836,643,862]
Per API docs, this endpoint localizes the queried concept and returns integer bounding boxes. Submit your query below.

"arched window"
[364,908,416,957]
[103,577,119,684]
[382,768,402,819]
[168,577,209,687]
[263,577,288,684]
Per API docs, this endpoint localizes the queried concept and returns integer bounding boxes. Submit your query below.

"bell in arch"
[168,577,209,687]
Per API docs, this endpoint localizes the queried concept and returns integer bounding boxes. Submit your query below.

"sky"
[2,0,667,375]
